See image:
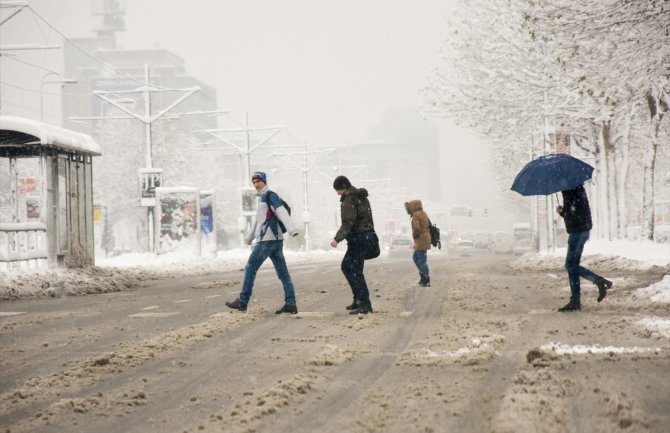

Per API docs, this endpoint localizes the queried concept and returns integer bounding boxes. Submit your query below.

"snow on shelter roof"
[0,116,101,156]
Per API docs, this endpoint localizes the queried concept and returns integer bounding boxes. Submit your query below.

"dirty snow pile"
[0,239,667,302]
[516,239,670,345]
[0,248,343,300]
[513,238,670,272]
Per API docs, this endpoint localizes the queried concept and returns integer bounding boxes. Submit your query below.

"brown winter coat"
[405,200,431,251]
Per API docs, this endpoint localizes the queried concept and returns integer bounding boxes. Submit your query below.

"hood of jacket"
[340,186,369,202]
[334,186,374,242]
[405,199,423,215]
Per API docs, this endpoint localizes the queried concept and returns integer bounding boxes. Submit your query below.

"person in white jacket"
[226,171,301,314]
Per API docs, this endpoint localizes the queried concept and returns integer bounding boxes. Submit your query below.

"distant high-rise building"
[62,1,217,134]
[339,107,440,201]
[59,1,220,253]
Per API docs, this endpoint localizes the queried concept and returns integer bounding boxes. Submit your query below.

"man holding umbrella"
[555,184,612,312]
[511,153,612,312]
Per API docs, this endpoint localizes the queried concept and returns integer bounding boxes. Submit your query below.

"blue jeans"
[341,232,374,308]
[413,250,429,277]
[565,230,601,302]
[240,240,296,305]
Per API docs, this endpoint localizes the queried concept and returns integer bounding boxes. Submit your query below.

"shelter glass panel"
[57,156,68,253]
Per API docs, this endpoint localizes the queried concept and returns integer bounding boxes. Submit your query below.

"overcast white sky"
[0,0,516,228]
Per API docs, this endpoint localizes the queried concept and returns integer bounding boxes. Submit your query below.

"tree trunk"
[642,91,665,241]
[602,120,617,241]
[596,122,610,240]
[615,105,635,240]
[641,132,658,241]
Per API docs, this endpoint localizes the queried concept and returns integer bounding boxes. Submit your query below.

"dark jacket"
[405,200,431,251]
[334,186,375,242]
[559,185,592,234]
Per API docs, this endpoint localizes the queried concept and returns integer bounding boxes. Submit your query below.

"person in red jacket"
[405,199,432,287]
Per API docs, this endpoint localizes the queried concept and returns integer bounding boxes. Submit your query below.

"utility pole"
[191,114,295,246]
[71,65,223,252]
[268,142,335,252]
[40,72,76,122]
[540,90,555,253]
[0,1,28,27]
[300,139,314,252]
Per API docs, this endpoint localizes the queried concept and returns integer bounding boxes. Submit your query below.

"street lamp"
[40,72,76,122]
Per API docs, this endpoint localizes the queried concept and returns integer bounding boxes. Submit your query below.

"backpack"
[365,231,381,260]
[267,190,291,233]
[428,220,441,249]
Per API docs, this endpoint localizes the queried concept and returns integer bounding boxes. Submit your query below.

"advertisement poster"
[18,177,37,194]
[155,187,200,255]
[25,197,40,219]
[200,191,216,255]
[138,168,163,207]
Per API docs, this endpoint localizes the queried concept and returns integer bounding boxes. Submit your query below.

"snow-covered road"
[1,251,669,432]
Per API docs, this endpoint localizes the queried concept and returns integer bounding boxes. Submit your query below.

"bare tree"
[423,0,670,240]
[523,0,670,240]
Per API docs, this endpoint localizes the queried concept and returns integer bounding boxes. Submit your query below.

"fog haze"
[1,0,516,232]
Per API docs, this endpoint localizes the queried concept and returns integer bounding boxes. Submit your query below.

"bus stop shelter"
[0,116,102,269]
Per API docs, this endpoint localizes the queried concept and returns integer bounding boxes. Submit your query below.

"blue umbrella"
[511,153,593,196]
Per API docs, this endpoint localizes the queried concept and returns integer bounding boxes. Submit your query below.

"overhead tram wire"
[2,45,198,105]
[26,5,174,91]
[0,99,44,116]
[0,80,92,98]
[1,55,101,92]
[0,55,134,114]
[5,7,229,124]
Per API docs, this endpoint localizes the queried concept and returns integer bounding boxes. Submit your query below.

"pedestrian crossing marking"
[203,294,221,299]
[129,312,180,318]
[140,305,160,311]
[0,312,26,317]
[295,312,335,318]
[211,312,232,317]
[175,299,192,304]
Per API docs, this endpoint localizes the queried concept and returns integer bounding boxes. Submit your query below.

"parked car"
[473,232,492,250]
[386,237,413,255]
[493,231,513,254]
[512,223,533,255]
[455,239,474,255]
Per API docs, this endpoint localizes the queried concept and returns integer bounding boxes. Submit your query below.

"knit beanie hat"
[251,171,267,184]
[333,175,351,190]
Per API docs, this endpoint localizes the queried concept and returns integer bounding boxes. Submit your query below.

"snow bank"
[0,239,666,302]
[0,248,343,301]
[637,318,670,338]
[512,239,670,272]
[632,275,670,303]
[540,342,661,355]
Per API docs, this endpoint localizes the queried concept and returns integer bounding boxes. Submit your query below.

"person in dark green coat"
[330,175,376,314]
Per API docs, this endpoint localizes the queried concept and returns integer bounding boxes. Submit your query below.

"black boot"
[558,298,581,312]
[596,278,612,302]
[275,304,298,314]
[417,274,426,286]
[346,300,359,310]
[349,304,373,315]
[225,298,247,311]
[420,275,431,287]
